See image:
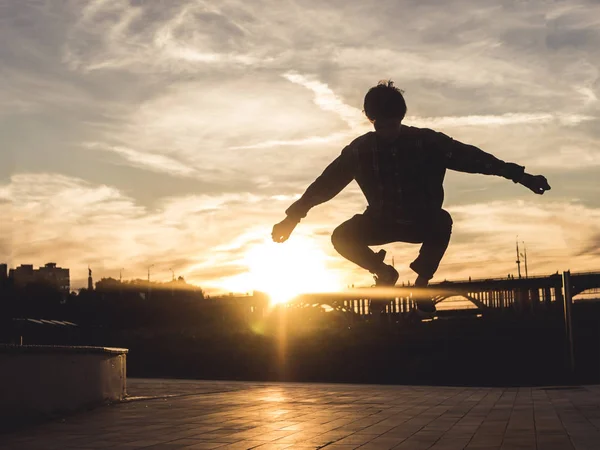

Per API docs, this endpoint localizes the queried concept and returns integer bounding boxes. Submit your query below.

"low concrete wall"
[0,345,127,421]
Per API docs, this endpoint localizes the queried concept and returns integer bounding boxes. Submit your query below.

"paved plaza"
[1,379,600,450]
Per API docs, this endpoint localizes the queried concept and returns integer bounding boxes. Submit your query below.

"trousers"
[330,209,453,280]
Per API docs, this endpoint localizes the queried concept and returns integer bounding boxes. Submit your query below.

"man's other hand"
[520,173,551,195]
[272,216,299,243]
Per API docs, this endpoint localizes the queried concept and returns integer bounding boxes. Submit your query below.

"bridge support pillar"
[515,289,523,313]
[562,271,575,375]
[555,286,563,304]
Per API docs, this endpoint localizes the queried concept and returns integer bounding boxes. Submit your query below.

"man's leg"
[331,214,400,315]
[331,211,452,315]
[408,209,453,287]
[331,214,393,276]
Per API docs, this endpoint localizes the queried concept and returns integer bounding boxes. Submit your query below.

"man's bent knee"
[434,209,453,234]
[331,226,348,251]
[331,215,365,250]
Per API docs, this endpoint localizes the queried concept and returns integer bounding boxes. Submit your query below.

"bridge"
[291,270,600,316]
[431,271,600,304]
[220,271,600,378]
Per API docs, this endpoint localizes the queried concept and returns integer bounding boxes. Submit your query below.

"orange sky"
[1,1,599,294]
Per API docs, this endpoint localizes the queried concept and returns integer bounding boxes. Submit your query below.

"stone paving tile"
[1,380,600,449]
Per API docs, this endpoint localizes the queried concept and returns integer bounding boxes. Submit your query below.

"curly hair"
[363,80,407,123]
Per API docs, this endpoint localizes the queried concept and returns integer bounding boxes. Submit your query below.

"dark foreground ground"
[89,305,600,386]
[5,293,600,386]
[2,378,599,450]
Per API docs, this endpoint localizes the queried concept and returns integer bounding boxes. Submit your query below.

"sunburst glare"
[243,236,343,304]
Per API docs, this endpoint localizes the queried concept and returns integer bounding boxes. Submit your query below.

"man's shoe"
[414,274,430,288]
[374,264,399,287]
[371,251,398,315]
[409,262,433,286]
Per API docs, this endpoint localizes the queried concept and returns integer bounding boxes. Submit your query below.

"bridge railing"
[229,271,599,320]
[285,270,598,317]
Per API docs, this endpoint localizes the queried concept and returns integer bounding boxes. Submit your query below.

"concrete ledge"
[0,345,127,422]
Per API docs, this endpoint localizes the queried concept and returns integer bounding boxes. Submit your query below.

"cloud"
[227,133,352,150]
[283,72,368,130]
[2,173,600,293]
[64,0,274,73]
[411,113,595,128]
[74,75,350,184]
[578,232,600,257]
[84,142,197,177]
[527,145,600,169]
[439,200,600,276]
[84,66,597,182]
[0,173,312,291]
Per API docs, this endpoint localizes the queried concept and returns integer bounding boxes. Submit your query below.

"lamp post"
[119,268,124,296]
[562,271,575,375]
[516,236,522,279]
[169,268,175,297]
[147,264,154,283]
[147,264,155,299]
[522,241,528,279]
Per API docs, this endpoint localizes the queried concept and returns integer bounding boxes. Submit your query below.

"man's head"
[363,80,406,141]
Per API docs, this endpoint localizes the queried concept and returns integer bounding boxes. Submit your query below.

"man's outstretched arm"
[272,146,355,243]
[429,130,551,195]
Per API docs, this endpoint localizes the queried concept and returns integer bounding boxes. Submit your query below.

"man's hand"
[519,173,551,195]
[271,216,299,243]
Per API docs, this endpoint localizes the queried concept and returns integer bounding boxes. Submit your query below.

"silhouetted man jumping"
[272,81,550,315]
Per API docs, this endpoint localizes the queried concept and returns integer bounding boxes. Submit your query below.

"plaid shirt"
[285,125,525,221]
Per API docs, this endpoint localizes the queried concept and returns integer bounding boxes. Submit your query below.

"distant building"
[37,263,70,293]
[9,263,70,293]
[0,263,7,282]
[9,264,35,286]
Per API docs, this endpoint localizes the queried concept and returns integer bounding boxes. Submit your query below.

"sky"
[1,0,599,294]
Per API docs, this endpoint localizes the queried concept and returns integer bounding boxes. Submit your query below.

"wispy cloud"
[227,133,352,150]
[64,1,273,73]
[84,142,197,177]
[283,72,368,130]
[231,74,597,153]
[410,113,595,128]
[75,76,350,182]
[527,145,600,169]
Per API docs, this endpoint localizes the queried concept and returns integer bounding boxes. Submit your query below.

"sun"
[243,236,343,304]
